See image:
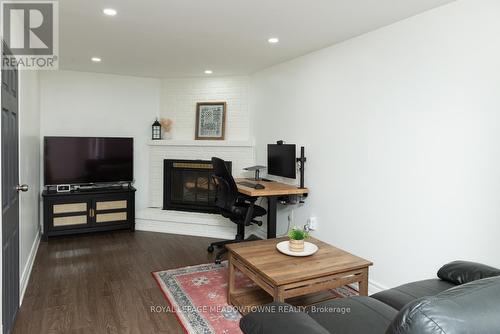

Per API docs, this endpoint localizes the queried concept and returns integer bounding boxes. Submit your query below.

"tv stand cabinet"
[42,186,136,241]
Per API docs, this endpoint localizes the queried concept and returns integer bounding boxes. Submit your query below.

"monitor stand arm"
[297,146,307,189]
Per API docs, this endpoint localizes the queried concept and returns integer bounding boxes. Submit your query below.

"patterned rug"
[152,262,358,334]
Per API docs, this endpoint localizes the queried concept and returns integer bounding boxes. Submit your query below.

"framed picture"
[195,102,227,140]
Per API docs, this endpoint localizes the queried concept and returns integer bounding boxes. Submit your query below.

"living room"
[1,0,500,333]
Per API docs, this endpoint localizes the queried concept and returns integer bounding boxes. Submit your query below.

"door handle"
[16,184,29,192]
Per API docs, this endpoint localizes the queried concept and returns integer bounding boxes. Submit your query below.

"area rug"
[152,262,358,334]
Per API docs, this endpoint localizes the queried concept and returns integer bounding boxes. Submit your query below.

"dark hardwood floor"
[13,231,218,334]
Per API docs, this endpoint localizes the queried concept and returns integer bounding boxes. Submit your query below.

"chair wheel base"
[207,245,215,253]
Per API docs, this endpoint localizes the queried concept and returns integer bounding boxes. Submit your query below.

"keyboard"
[238,181,258,188]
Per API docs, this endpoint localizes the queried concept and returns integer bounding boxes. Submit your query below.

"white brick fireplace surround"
[135,140,264,239]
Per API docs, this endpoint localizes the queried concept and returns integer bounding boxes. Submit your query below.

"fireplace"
[163,159,232,213]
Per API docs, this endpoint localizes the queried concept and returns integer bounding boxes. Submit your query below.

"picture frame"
[195,102,227,140]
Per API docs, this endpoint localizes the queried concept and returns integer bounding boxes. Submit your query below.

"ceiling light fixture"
[91,57,102,62]
[268,37,279,44]
[103,8,117,16]
[204,70,213,74]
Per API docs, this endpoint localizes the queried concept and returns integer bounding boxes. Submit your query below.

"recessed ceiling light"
[103,8,117,16]
[268,37,279,44]
[91,57,102,62]
[204,70,213,74]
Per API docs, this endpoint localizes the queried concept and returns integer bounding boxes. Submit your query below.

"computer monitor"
[267,144,296,179]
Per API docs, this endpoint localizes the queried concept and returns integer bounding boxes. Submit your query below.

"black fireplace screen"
[163,159,232,213]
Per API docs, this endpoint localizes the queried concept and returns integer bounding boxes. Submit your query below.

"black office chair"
[208,157,266,264]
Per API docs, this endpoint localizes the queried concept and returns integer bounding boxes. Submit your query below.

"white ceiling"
[59,0,456,78]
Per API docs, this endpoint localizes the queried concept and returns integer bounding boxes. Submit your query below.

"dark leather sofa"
[240,261,500,334]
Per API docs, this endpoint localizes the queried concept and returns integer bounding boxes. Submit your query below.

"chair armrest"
[437,261,500,285]
[240,303,330,334]
[236,194,256,204]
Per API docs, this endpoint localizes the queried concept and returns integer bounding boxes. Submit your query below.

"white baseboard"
[368,280,388,295]
[252,227,267,240]
[136,208,258,240]
[136,218,237,239]
[348,280,387,295]
[20,231,40,305]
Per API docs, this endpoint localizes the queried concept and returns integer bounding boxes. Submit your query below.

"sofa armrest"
[240,303,330,334]
[386,276,500,334]
[437,261,500,285]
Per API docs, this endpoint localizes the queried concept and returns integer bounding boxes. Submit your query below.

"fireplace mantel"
[148,140,253,147]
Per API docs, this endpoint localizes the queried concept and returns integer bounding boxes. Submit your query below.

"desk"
[236,179,309,238]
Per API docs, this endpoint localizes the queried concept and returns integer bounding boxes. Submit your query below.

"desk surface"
[236,178,309,197]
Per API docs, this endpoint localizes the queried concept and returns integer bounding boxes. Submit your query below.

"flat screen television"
[44,137,133,185]
[267,144,296,179]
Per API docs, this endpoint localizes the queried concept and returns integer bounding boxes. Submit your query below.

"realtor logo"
[1,1,58,69]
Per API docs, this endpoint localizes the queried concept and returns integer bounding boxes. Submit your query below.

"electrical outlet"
[307,217,318,231]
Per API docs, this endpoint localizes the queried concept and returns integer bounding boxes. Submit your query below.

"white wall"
[18,70,41,301]
[40,71,161,210]
[161,77,250,140]
[251,0,500,289]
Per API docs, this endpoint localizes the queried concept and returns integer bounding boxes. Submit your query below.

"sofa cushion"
[240,302,330,334]
[307,296,397,334]
[437,260,500,285]
[386,276,500,334]
[371,279,455,310]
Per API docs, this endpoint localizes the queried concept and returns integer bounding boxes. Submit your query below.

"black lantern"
[152,119,161,140]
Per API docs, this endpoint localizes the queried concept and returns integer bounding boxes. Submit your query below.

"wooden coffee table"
[226,237,372,313]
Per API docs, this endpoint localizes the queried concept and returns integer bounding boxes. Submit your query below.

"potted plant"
[288,226,309,252]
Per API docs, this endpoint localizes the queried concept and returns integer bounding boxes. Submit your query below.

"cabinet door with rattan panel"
[51,201,90,228]
[93,196,132,225]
